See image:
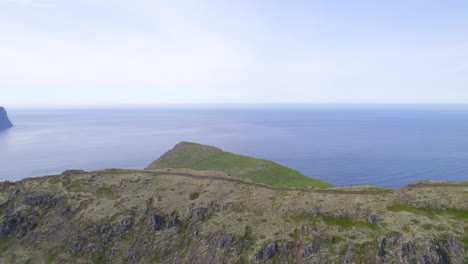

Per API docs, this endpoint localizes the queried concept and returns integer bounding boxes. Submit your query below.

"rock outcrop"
[0,107,13,130]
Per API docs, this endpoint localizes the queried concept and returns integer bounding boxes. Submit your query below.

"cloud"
[0,0,33,5]
[0,0,55,7]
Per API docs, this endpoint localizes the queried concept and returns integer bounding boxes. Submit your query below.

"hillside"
[146,142,333,188]
[0,169,466,263]
[0,143,466,263]
[0,107,13,130]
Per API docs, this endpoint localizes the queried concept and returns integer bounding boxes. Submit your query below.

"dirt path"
[145,170,389,195]
[21,168,467,195]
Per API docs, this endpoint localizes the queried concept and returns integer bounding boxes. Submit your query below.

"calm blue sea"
[1,105,468,188]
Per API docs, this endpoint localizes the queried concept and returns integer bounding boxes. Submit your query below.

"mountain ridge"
[0,143,466,263]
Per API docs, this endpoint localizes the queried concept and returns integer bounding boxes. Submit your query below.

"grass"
[45,252,59,264]
[63,179,85,192]
[0,237,17,255]
[147,142,333,188]
[239,256,249,264]
[95,186,120,200]
[387,204,468,221]
[291,213,377,230]
[48,177,61,185]
[192,152,332,188]
[421,224,445,231]
[462,237,468,250]
[331,236,345,244]
[146,142,223,169]
[290,214,319,225]
[321,215,378,230]
[189,192,200,200]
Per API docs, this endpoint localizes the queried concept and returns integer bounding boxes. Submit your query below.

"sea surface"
[1,105,468,188]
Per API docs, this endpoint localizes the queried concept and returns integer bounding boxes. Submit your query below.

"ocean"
[1,105,467,188]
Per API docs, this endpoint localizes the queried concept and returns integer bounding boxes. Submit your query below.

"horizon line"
[5,102,468,110]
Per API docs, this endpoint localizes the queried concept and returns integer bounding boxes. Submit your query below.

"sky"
[1,0,467,107]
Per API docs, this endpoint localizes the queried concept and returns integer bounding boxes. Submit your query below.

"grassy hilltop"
[146,142,333,188]
[0,142,466,263]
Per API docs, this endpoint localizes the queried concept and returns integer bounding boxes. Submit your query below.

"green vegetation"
[387,204,468,221]
[48,177,61,185]
[146,141,333,188]
[95,186,120,200]
[63,179,85,192]
[189,192,200,200]
[146,141,222,169]
[462,237,468,250]
[45,252,59,264]
[321,215,378,230]
[331,236,345,244]
[290,214,319,225]
[291,213,377,230]
[0,237,16,254]
[239,255,249,264]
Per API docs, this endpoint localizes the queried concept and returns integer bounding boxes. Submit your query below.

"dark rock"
[0,181,14,189]
[302,244,321,258]
[255,242,278,260]
[166,216,182,228]
[215,234,233,248]
[0,107,13,130]
[152,215,165,231]
[376,232,464,264]
[190,233,235,264]
[100,224,111,233]
[0,212,38,239]
[367,214,379,224]
[67,236,88,254]
[62,206,72,215]
[23,195,52,206]
[190,208,208,222]
[0,214,24,237]
[122,219,133,228]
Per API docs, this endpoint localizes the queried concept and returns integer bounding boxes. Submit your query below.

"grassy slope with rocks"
[0,169,466,264]
[146,142,333,188]
[0,143,466,263]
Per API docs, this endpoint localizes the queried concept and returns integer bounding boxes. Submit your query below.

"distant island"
[0,107,13,130]
[0,142,466,263]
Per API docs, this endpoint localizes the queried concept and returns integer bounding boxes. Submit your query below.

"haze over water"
[1,105,467,188]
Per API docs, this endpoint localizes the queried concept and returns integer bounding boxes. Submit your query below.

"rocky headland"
[0,107,13,130]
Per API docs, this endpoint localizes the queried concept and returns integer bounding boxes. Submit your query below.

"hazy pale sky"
[1,0,468,107]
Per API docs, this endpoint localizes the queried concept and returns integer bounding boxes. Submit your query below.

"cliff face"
[0,144,466,264]
[0,107,13,130]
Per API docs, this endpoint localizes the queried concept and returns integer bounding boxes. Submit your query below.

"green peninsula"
[146,141,333,188]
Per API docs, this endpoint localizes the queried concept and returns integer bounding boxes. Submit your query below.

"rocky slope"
[0,107,13,130]
[0,143,466,264]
